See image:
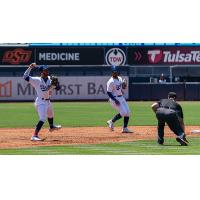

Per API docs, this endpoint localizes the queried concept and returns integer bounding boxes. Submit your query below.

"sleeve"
[23,67,32,82]
[119,77,123,84]
[107,81,114,93]
[28,77,39,88]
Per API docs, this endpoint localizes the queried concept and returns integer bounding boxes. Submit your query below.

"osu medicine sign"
[128,47,200,65]
[35,47,104,65]
[0,47,104,65]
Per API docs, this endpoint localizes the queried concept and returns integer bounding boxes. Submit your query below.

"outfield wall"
[1,76,200,101]
[129,82,200,100]
[0,76,129,101]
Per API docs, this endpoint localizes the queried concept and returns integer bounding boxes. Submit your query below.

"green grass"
[0,101,200,128]
[0,137,200,155]
[0,101,200,154]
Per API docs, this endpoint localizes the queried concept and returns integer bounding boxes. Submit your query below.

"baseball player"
[151,92,188,146]
[106,66,132,133]
[23,63,61,141]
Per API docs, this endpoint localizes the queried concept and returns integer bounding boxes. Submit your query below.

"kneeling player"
[151,92,188,146]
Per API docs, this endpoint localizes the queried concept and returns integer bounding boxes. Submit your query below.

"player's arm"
[107,82,120,105]
[151,102,159,113]
[23,63,37,82]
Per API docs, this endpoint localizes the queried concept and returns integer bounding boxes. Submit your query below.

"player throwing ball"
[106,66,133,133]
[23,63,61,141]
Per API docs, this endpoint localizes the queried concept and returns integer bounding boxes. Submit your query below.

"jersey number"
[40,85,49,91]
[116,85,121,90]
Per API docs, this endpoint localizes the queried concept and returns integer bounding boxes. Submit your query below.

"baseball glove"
[122,79,127,89]
[50,75,60,89]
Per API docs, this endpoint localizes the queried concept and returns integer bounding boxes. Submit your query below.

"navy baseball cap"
[111,65,118,73]
[168,92,177,99]
[38,65,48,72]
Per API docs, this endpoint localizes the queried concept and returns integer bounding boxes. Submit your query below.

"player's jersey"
[29,76,52,100]
[107,76,123,97]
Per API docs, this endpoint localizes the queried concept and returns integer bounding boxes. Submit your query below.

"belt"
[42,98,50,101]
[162,106,172,109]
[114,95,123,97]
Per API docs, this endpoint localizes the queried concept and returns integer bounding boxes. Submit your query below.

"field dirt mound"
[0,126,200,149]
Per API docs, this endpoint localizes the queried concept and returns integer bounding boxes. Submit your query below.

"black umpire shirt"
[158,99,184,119]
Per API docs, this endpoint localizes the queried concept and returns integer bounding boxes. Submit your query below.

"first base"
[191,130,200,134]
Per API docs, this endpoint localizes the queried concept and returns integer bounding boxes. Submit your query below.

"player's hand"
[29,63,37,69]
[115,99,120,106]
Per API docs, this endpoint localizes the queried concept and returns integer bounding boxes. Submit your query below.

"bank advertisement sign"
[0,76,129,101]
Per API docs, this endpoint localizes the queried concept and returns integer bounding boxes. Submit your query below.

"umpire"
[151,92,189,146]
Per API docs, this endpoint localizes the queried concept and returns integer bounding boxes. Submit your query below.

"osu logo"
[2,48,32,64]
[0,80,12,97]
[148,49,163,64]
[106,48,126,66]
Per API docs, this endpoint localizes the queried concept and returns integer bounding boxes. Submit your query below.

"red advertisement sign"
[128,47,200,65]
[1,48,33,65]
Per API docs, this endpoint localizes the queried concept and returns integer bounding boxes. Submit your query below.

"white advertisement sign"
[0,76,129,101]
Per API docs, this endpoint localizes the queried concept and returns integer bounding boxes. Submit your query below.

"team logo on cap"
[106,48,126,66]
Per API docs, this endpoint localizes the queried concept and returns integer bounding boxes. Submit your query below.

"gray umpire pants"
[156,108,184,140]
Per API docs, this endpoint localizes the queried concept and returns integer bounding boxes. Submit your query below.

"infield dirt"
[0,126,199,149]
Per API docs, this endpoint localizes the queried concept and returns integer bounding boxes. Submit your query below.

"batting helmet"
[38,65,48,72]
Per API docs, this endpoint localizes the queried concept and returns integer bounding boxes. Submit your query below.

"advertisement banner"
[0,47,35,65]
[0,76,129,101]
[35,47,104,65]
[105,47,127,66]
[127,46,200,65]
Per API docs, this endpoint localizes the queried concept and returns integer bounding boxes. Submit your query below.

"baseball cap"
[38,65,48,72]
[111,65,118,73]
[168,92,177,99]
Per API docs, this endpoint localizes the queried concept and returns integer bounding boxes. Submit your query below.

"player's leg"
[121,100,132,133]
[156,109,165,145]
[107,99,122,131]
[165,110,188,146]
[47,102,62,132]
[31,104,47,141]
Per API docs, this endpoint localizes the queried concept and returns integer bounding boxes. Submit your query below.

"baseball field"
[0,101,200,155]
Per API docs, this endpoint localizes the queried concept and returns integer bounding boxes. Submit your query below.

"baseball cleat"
[31,136,42,141]
[49,125,62,132]
[122,127,133,133]
[183,135,189,143]
[157,138,164,145]
[176,137,188,146]
[107,120,114,131]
